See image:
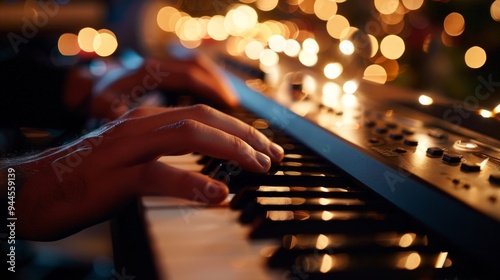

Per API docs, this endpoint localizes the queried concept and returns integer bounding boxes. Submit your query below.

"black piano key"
[280,143,312,154]
[281,153,328,163]
[239,197,389,224]
[281,251,457,280]
[222,172,345,193]
[217,107,491,279]
[209,162,346,192]
[250,210,413,239]
[269,161,336,173]
[230,186,372,209]
[200,157,226,175]
[268,232,431,268]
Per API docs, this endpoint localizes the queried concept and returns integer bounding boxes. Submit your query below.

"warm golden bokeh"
[94,32,118,57]
[284,39,301,57]
[374,0,399,15]
[157,6,180,32]
[78,27,99,52]
[418,95,434,105]
[324,62,343,79]
[302,38,319,54]
[268,34,286,52]
[380,35,405,60]
[298,50,318,66]
[256,0,278,11]
[314,0,338,21]
[326,15,350,39]
[491,0,500,22]
[339,40,355,55]
[363,64,387,84]
[58,33,80,56]
[207,16,229,41]
[443,12,465,37]
[465,46,487,69]
[260,49,279,66]
[402,0,424,11]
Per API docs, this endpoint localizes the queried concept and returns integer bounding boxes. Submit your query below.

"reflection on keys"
[141,107,481,280]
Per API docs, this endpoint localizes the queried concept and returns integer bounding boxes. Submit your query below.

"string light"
[145,1,499,110]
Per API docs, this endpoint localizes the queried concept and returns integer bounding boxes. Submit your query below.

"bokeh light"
[260,49,279,66]
[363,64,387,84]
[465,46,487,69]
[380,35,405,60]
[443,12,465,37]
[343,80,358,94]
[302,38,320,54]
[491,1,500,22]
[326,15,350,39]
[284,39,301,57]
[94,32,118,57]
[314,0,338,21]
[299,50,318,66]
[78,27,99,52]
[208,16,229,41]
[402,0,424,11]
[58,33,80,56]
[245,40,265,60]
[374,0,399,15]
[157,6,181,32]
[339,40,355,55]
[269,34,286,52]
[324,62,343,79]
[418,95,434,105]
[256,0,278,11]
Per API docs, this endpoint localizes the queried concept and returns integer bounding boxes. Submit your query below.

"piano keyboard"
[139,107,485,280]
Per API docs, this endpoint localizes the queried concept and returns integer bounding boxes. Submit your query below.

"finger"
[139,161,229,205]
[128,105,284,162]
[188,55,240,107]
[113,119,272,173]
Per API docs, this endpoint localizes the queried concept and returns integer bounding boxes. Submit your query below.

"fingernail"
[256,151,271,170]
[270,143,285,161]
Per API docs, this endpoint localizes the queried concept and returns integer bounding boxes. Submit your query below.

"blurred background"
[1,0,500,279]
[2,0,500,108]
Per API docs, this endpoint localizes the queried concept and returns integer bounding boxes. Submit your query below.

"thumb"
[141,161,229,205]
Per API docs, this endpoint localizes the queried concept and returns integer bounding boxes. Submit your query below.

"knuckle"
[170,119,200,135]
[126,107,150,117]
[231,135,250,154]
[189,104,214,117]
[246,125,265,149]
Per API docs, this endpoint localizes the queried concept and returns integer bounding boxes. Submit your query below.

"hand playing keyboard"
[1,104,284,241]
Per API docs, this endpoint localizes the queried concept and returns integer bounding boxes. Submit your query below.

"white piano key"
[157,154,204,172]
[143,205,281,280]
